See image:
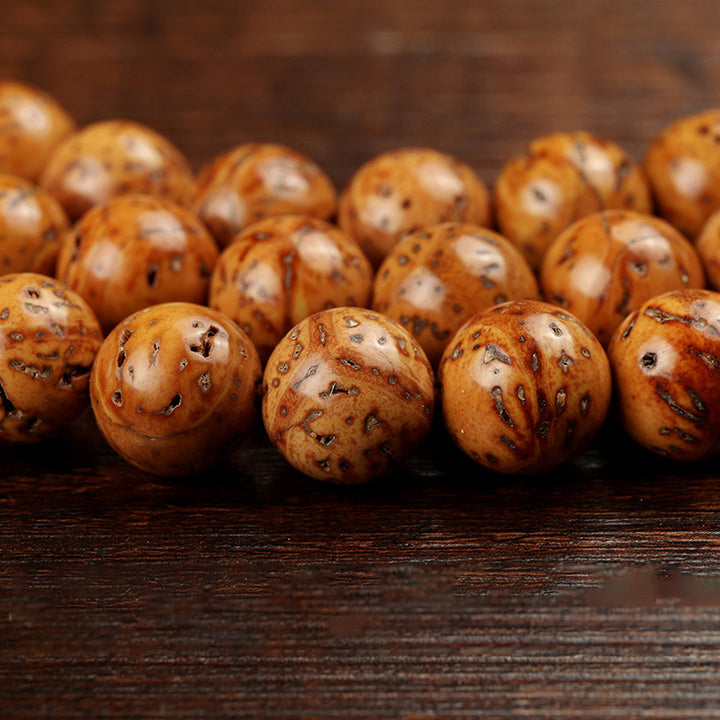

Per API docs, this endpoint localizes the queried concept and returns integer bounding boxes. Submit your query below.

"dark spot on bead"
[640,352,657,370]
[580,396,590,416]
[157,393,182,415]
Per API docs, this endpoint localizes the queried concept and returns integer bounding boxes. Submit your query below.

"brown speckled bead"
[697,209,720,290]
[541,209,705,347]
[0,273,102,443]
[494,131,652,271]
[56,194,219,334]
[0,81,75,182]
[608,289,720,460]
[209,215,372,363]
[40,120,195,221]
[372,222,539,368]
[0,175,70,275]
[90,302,261,476]
[194,143,337,249]
[439,300,611,474]
[262,307,435,483]
[644,110,720,239]
[338,147,491,268]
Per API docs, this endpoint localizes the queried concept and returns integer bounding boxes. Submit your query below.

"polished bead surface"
[56,194,219,333]
[0,174,70,275]
[0,272,102,443]
[644,109,720,239]
[90,302,261,476]
[373,222,538,368]
[195,143,337,249]
[695,208,720,290]
[495,131,652,271]
[41,119,195,221]
[540,209,704,346]
[0,81,75,182]
[608,288,720,460]
[262,307,435,483]
[439,300,612,474]
[338,147,491,267]
[209,215,372,363]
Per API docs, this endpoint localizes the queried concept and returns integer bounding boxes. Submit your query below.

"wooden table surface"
[3,1,720,717]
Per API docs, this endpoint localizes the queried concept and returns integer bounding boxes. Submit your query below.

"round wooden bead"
[608,289,720,460]
[194,143,337,249]
[644,109,720,239]
[41,119,195,221]
[695,209,720,290]
[209,215,372,363]
[540,209,704,346]
[0,175,70,275]
[338,147,491,267]
[56,194,219,333]
[0,81,75,182]
[372,222,539,368]
[439,300,612,474]
[90,302,261,476]
[262,307,435,483]
[494,131,652,271]
[0,273,102,443]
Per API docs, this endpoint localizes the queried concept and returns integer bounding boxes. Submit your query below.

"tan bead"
[338,147,491,267]
[56,194,219,333]
[195,143,337,249]
[495,131,652,271]
[209,215,372,363]
[439,300,611,474]
[695,209,720,290]
[262,307,435,483]
[608,289,720,461]
[41,120,195,221]
[373,222,539,368]
[541,209,705,346]
[644,109,720,239]
[0,175,70,275]
[0,273,102,443]
[0,81,75,182]
[90,302,261,476]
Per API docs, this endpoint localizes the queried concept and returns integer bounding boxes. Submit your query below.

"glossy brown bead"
[373,222,539,368]
[56,194,219,334]
[494,131,652,271]
[0,272,102,443]
[41,119,195,221]
[694,209,720,290]
[195,143,337,249]
[262,307,435,483]
[209,215,372,363]
[0,81,75,182]
[608,289,720,460]
[541,209,705,346]
[0,174,70,275]
[90,302,262,476]
[439,300,612,474]
[644,109,720,239]
[338,147,491,268]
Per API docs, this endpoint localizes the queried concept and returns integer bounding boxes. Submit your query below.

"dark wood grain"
[3,1,720,717]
